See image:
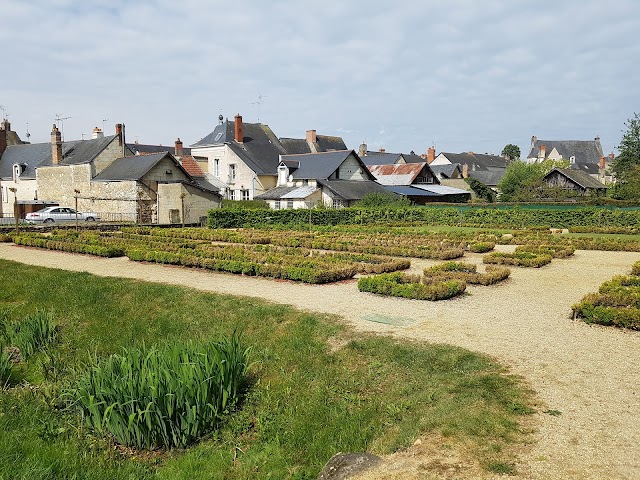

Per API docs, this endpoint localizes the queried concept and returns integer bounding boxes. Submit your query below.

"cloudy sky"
[2,0,638,158]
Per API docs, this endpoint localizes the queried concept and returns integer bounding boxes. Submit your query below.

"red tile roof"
[180,155,205,177]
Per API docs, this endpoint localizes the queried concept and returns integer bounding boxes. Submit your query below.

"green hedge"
[13,235,124,257]
[423,262,511,286]
[208,206,640,229]
[515,244,575,258]
[357,272,466,300]
[483,251,552,268]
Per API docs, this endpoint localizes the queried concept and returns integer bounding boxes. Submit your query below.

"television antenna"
[251,93,268,123]
[26,122,31,142]
[55,114,72,141]
[0,105,6,120]
[101,118,108,131]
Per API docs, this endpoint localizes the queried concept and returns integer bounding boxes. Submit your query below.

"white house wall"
[1,178,38,215]
[430,154,451,166]
[192,144,273,200]
[336,154,369,180]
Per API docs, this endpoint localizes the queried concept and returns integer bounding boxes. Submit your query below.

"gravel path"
[1,242,639,479]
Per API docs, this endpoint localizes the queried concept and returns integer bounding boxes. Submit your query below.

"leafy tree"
[357,192,412,208]
[465,177,495,202]
[501,144,521,161]
[609,165,640,200]
[497,159,568,201]
[612,113,640,181]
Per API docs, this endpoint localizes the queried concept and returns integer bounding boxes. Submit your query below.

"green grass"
[0,259,534,479]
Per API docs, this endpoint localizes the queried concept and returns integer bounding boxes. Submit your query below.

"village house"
[430,151,509,188]
[357,143,433,166]
[190,114,347,201]
[0,123,220,223]
[255,150,389,209]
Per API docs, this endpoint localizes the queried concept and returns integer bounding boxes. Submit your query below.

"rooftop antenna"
[101,118,109,132]
[251,93,268,123]
[55,114,72,141]
[25,122,31,142]
[0,105,6,120]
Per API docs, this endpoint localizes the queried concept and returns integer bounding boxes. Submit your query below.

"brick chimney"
[427,146,436,164]
[306,129,317,143]
[462,163,469,178]
[379,147,385,153]
[539,144,546,160]
[599,156,606,169]
[234,114,243,143]
[115,123,123,146]
[175,138,184,157]
[0,120,8,157]
[51,124,63,165]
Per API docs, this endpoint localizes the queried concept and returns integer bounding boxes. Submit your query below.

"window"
[287,200,294,209]
[1,187,5,203]
[228,164,236,182]
[213,159,220,177]
[332,199,343,209]
[274,200,281,210]
[241,189,250,201]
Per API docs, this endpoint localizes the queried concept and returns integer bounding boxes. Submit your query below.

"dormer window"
[277,165,288,185]
[13,164,25,181]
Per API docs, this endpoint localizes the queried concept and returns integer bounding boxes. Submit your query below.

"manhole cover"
[360,313,414,326]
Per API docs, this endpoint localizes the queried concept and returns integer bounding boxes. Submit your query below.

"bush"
[356,192,412,208]
[423,262,511,286]
[67,334,250,450]
[469,241,495,253]
[483,251,552,268]
[515,244,575,258]
[221,199,269,209]
[358,272,466,300]
[632,260,640,276]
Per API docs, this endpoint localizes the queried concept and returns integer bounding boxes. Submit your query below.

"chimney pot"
[379,148,385,153]
[539,144,546,159]
[462,163,469,178]
[306,129,317,143]
[234,114,243,143]
[600,156,606,169]
[175,137,184,157]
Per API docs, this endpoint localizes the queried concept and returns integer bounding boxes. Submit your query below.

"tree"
[357,192,412,208]
[612,113,640,181]
[501,144,521,161]
[465,177,495,202]
[497,158,568,201]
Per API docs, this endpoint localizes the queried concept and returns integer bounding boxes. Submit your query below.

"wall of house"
[92,137,130,175]
[430,154,451,166]
[1,178,39,217]
[544,172,584,193]
[334,154,368,180]
[192,144,273,201]
[38,164,140,220]
[157,183,220,224]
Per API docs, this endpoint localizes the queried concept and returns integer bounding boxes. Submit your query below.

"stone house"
[255,150,389,209]
[430,151,508,188]
[1,123,220,223]
[190,114,347,201]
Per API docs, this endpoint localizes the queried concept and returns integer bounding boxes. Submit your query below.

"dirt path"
[1,242,639,479]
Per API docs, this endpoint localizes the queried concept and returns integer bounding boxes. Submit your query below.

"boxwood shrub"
[483,251,552,268]
[357,272,466,300]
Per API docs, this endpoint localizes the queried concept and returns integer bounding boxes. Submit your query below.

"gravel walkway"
[0,242,639,479]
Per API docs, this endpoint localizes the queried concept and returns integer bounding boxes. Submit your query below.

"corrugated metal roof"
[367,163,427,185]
[412,184,471,195]
[281,185,318,198]
[385,186,439,197]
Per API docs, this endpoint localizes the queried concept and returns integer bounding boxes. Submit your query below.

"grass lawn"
[0,259,534,479]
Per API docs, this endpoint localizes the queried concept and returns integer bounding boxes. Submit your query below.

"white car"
[25,207,100,224]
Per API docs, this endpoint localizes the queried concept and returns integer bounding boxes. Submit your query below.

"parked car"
[25,207,100,224]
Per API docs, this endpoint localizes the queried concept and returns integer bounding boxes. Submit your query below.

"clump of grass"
[483,251,552,268]
[67,333,250,450]
[4,310,57,360]
[0,344,11,386]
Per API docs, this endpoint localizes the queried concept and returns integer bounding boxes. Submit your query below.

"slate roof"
[367,163,432,186]
[385,185,471,199]
[317,179,389,201]
[545,168,608,190]
[129,143,191,156]
[316,135,348,152]
[281,151,376,180]
[431,163,462,179]
[439,152,508,170]
[93,152,184,181]
[528,139,604,164]
[192,120,287,175]
[403,153,426,164]
[279,138,311,154]
[570,162,600,175]
[0,135,118,180]
[467,170,505,187]
[360,152,403,166]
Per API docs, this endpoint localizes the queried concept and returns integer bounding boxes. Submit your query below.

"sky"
[1,0,638,158]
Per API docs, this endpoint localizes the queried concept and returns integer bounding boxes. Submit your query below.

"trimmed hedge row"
[515,244,575,258]
[423,262,511,286]
[573,267,640,329]
[13,234,124,257]
[208,206,640,229]
[483,251,553,268]
[357,272,466,301]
